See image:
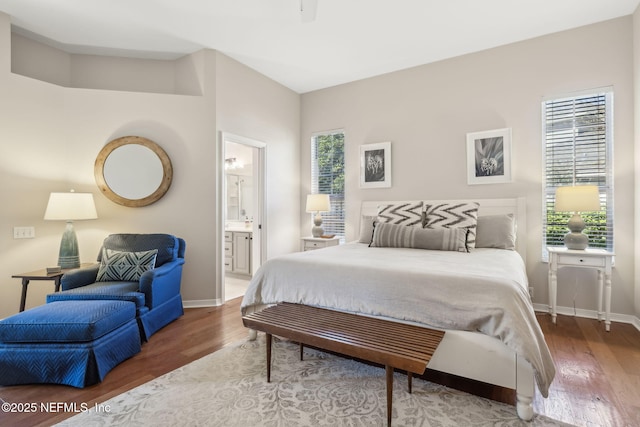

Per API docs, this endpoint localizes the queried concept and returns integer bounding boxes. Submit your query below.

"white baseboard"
[533,303,640,332]
[183,299,223,308]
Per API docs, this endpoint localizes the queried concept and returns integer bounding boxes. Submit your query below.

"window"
[311,131,345,239]
[542,90,614,257]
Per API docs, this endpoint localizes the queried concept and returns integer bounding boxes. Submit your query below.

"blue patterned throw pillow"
[96,248,158,282]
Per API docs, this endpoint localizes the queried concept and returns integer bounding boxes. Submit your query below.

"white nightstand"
[301,236,340,251]
[547,247,615,331]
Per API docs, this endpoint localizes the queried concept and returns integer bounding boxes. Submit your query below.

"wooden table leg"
[266,333,272,383]
[19,278,29,312]
[407,372,412,393]
[386,365,393,426]
[300,343,304,360]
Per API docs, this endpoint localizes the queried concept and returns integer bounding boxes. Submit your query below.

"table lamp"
[554,185,601,250]
[44,191,98,268]
[306,194,330,237]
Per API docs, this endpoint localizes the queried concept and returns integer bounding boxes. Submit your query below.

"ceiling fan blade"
[300,0,318,23]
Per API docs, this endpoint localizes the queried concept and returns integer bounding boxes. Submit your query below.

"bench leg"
[266,333,272,383]
[299,343,304,361]
[386,365,393,427]
[407,372,412,393]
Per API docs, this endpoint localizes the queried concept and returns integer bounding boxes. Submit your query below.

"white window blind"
[311,131,345,238]
[542,90,614,256]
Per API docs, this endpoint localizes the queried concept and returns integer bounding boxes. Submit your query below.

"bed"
[241,198,555,420]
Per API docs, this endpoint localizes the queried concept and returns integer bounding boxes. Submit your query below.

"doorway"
[220,132,266,303]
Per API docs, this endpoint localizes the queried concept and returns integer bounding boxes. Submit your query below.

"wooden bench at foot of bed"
[242,303,445,427]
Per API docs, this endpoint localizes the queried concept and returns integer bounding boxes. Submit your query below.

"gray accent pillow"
[96,248,158,282]
[358,215,377,244]
[370,222,468,252]
[423,201,480,249]
[377,202,423,227]
[475,214,516,250]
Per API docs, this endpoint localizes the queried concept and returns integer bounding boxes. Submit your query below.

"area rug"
[58,335,571,426]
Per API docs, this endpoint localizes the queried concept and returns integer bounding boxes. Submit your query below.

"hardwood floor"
[0,299,638,426]
[535,313,640,427]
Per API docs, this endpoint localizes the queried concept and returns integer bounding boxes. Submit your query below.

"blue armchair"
[47,233,186,341]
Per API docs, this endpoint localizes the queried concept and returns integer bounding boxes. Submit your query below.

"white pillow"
[358,215,377,243]
[475,214,516,250]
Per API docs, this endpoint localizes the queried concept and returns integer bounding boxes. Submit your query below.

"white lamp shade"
[44,192,98,220]
[555,186,601,213]
[306,194,330,213]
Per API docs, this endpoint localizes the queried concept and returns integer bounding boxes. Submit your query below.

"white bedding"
[241,243,555,396]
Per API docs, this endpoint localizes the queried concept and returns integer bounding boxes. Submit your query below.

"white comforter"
[241,243,555,396]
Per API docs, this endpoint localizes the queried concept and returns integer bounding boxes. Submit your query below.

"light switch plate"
[13,226,35,239]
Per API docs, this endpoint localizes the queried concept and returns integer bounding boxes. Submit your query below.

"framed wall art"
[466,128,512,185]
[360,142,391,188]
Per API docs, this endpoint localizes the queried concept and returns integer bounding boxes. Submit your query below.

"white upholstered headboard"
[360,197,527,261]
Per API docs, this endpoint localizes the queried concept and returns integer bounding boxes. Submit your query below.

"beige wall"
[215,53,301,259]
[634,6,640,320]
[11,33,201,95]
[301,17,637,319]
[0,12,300,318]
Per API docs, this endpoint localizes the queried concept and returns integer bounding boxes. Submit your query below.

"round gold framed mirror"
[94,136,173,207]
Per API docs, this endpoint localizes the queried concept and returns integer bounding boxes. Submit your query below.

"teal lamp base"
[58,221,80,269]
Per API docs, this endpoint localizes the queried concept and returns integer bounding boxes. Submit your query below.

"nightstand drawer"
[558,254,605,268]
[301,237,340,251]
[304,241,327,250]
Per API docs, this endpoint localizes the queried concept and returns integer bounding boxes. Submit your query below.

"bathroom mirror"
[95,136,173,207]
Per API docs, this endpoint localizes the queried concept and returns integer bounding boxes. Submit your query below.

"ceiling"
[1,0,638,93]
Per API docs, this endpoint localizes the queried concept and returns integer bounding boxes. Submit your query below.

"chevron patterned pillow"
[96,248,158,282]
[423,202,480,249]
[376,202,423,227]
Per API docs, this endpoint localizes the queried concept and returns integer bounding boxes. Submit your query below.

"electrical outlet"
[528,286,534,298]
[13,226,35,239]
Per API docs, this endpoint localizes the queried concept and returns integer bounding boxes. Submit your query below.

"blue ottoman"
[0,300,141,387]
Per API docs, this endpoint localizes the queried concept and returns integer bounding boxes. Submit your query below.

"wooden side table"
[301,236,340,251]
[11,265,90,312]
[547,247,615,331]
